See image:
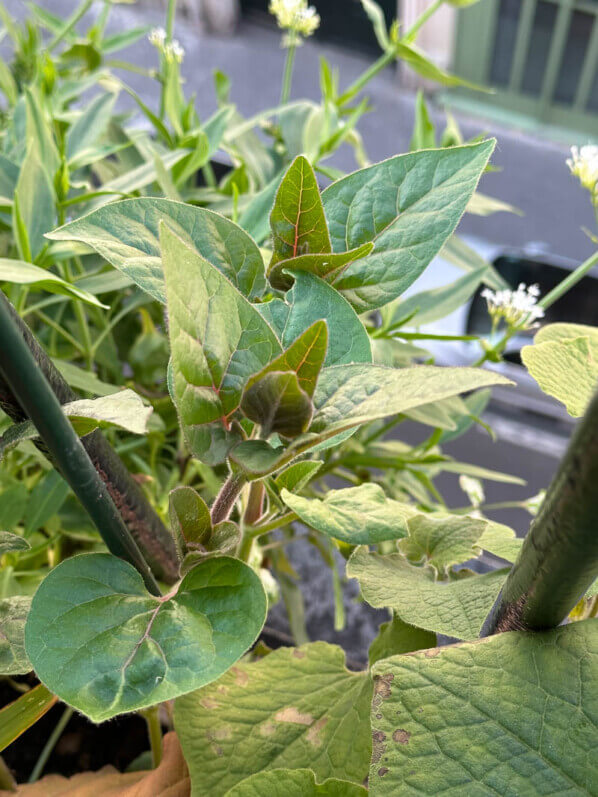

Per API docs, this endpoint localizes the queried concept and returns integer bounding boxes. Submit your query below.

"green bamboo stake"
[481,386,598,635]
[0,294,161,596]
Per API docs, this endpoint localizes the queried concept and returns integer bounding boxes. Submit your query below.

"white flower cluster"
[269,0,320,39]
[567,145,598,199]
[149,27,184,63]
[481,283,544,329]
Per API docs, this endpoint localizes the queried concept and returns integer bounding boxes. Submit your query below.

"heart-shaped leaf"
[321,141,495,312]
[46,197,266,302]
[0,596,31,675]
[400,513,488,574]
[369,620,598,795]
[241,371,313,438]
[25,553,267,722]
[175,642,372,795]
[347,547,508,639]
[269,156,331,269]
[161,224,281,465]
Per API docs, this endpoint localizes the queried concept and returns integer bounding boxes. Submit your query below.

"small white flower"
[166,39,185,63]
[149,27,166,48]
[269,0,320,40]
[481,283,544,329]
[567,145,598,198]
[459,475,485,508]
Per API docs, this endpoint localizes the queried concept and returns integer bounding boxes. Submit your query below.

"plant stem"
[49,0,94,51]
[0,293,161,595]
[480,387,598,636]
[28,706,73,783]
[0,756,15,792]
[339,49,395,104]
[280,35,297,105]
[539,250,598,311]
[247,511,298,537]
[166,0,177,43]
[404,0,443,41]
[142,706,163,768]
[244,482,265,526]
[211,472,246,525]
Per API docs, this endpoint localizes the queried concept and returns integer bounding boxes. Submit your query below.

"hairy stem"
[211,472,246,525]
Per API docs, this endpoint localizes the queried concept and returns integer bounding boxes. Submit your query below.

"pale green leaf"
[0,258,106,308]
[521,323,598,417]
[14,145,55,259]
[347,547,508,639]
[25,553,267,722]
[395,41,486,90]
[67,92,117,161]
[47,197,266,302]
[0,596,31,675]
[321,141,495,311]
[369,620,598,795]
[175,642,373,795]
[400,513,487,574]
[23,472,69,535]
[161,224,280,464]
[281,483,417,544]
[270,156,331,269]
[275,461,323,493]
[440,235,508,291]
[368,614,436,667]
[0,532,31,555]
[227,769,367,796]
[466,191,521,216]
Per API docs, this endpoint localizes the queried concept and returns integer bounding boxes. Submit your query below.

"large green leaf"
[321,141,494,312]
[25,553,267,722]
[46,197,266,302]
[281,484,417,544]
[368,614,436,667]
[0,596,31,675]
[175,642,373,796]
[311,364,511,437]
[347,547,508,639]
[521,323,598,417]
[227,770,367,796]
[368,620,598,795]
[260,272,371,368]
[400,513,488,575]
[269,156,331,269]
[161,224,281,464]
[0,258,106,308]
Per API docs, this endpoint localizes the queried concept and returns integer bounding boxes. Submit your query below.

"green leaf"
[180,522,241,575]
[25,88,59,178]
[410,91,436,151]
[239,171,285,246]
[269,156,331,269]
[161,224,281,464]
[281,484,417,544]
[243,320,328,399]
[47,197,266,303]
[400,513,488,574]
[0,484,28,529]
[368,620,598,795]
[268,243,374,292]
[0,390,153,458]
[25,553,267,722]
[263,272,371,367]
[403,396,469,431]
[321,141,495,312]
[0,532,30,555]
[229,440,287,480]
[521,323,598,417]
[67,92,117,161]
[174,642,373,795]
[466,191,521,216]
[0,258,107,308]
[360,0,390,51]
[0,153,19,202]
[275,461,323,493]
[0,596,31,675]
[0,683,56,753]
[395,41,486,90]
[440,235,508,291]
[169,486,212,553]
[477,521,523,562]
[227,769,367,796]
[311,364,511,437]
[14,145,55,259]
[368,614,436,667]
[347,547,508,639]
[23,472,69,535]
[241,372,313,438]
[52,359,119,397]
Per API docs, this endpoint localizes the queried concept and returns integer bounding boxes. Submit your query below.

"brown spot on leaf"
[260,721,277,737]
[424,647,442,658]
[292,648,306,658]
[392,729,411,745]
[371,731,387,764]
[206,727,231,742]
[200,697,220,710]
[217,685,229,695]
[231,667,248,687]
[378,767,389,777]
[374,673,394,699]
[274,707,313,725]
[306,717,328,747]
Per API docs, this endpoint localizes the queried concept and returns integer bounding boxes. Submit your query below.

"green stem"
[49,0,94,51]
[539,250,598,311]
[404,0,443,41]
[339,49,395,105]
[28,706,74,783]
[244,482,265,527]
[280,36,297,105]
[0,293,161,596]
[480,387,598,635]
[142,706,163,768]
[0,756,15,791]
[166,0,177,43]
[247,511,298,537]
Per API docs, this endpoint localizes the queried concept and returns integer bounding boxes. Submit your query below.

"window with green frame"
[452,0,598,137]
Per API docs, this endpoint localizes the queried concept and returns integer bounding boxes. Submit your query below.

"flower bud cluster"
[567,145,598,201]
[481,283,544,330]
[269,0,320,42]
[149,27,185,63]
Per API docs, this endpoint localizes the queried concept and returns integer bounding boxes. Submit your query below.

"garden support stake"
[480,385,598,636]
[0,293,179,583]
[0,294,161,595]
